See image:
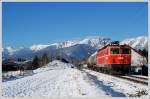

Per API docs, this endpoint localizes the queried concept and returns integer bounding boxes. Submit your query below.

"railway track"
[129,75,148,80]
[117,75,148,85]
[87,68,148,85]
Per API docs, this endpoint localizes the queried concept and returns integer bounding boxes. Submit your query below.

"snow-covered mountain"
[120,36,148,50]
[2,36,107,60]
[2,36,148,62]
[30,44,50,52]
[2,47,16,56]
[49,36,109,49]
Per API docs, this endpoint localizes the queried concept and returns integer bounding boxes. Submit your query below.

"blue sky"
[3,2,148,48]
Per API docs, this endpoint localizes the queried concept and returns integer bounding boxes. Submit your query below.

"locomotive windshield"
[110,48,119,54]
[122,48,130,54]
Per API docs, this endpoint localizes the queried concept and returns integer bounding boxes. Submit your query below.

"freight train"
[87,42,132,75]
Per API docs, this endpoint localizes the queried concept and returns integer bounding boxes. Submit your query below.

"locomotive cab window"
[110,48,119,54]
[122,48,130,54]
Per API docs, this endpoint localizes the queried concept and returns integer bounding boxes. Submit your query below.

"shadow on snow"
[82,70,126,97]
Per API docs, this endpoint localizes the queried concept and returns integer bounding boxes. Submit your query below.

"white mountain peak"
[3,36,147,60]
[6,46,16,52]
[120,36,148,50]
[30,44,50,51]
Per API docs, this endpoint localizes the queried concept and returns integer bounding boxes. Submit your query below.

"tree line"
[31,53,51,70]
[2,53,51,71]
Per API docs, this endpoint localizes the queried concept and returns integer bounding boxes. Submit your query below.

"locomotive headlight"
[118,57,124,60]
[105,57,108,60]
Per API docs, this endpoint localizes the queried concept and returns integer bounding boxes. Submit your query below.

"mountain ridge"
[3,36,148,62]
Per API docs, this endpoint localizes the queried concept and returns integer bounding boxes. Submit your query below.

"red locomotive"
[87,42,131,75]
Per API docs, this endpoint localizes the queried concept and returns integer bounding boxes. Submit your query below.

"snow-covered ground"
[83,69,148,97]
[2,61,148,97]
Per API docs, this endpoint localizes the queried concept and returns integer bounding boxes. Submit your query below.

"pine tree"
[18,58,21,62]
[32,55,40,69]
[41,53,50,65]
[56,48,63,61]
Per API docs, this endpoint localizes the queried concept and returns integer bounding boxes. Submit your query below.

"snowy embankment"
[2,61,106,97]
[2,61,148,97]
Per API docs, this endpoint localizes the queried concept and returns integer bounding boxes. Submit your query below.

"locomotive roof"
[97,44,145,57]
[97,44,130,52]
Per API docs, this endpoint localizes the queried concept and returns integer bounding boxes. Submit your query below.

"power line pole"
[102,38,111,46]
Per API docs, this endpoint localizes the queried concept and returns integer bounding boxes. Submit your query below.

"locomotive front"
[96,45,131,75]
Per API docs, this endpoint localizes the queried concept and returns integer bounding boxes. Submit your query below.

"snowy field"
[2,61,148,97]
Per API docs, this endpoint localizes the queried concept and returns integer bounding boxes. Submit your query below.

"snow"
[2,61,106,97]
[2,61,148,97]
[120,36,148,50]
[2,36,106,60]
[83,69,148,97]
[131,75,148,79]
[78,36,109,48]
[5,47,15,52]
[30,44,50,51]
[121,76,148,83]
[3,36,148,62]
[2,71,28,82]
[60,44,96,61]
[4,46,16,55]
